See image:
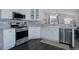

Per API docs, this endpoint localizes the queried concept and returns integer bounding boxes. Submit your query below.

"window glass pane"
[31,9,39,20]
[31,9,34,19]
[36,9,39,19]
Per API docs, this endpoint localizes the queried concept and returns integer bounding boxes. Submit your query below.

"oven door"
[16,30,28,40]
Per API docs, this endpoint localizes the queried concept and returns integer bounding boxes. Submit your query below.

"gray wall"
[0,9,1,19]
[0,9,31,20]
[39,9,79,25]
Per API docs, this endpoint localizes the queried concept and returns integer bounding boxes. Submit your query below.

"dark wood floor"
[10,39,64,50]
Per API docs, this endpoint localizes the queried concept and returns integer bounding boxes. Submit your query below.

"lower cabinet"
[28,27,40,39]
[28,26,75,47]
[28,26,61,42]
[41,27,59,42]
[0,28,15,50]
[41,27,48,39]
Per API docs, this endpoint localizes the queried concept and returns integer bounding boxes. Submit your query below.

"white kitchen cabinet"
[41,27,48,39]
[41,26,59,42]
[28,27,40,39]
[31,9,40,20]
[48,27,59,42]
[0,28,15,50]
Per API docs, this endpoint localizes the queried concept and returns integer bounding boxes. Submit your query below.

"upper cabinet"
[31,9,40,20]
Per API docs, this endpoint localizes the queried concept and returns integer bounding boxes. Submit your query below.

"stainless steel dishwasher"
[59,28,72,46]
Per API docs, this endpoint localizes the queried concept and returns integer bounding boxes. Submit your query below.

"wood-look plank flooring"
[10,39,64,50]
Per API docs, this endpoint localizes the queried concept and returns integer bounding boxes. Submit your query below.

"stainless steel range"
[11,21,28,46]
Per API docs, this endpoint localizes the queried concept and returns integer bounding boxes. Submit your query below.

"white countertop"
[27,21,77,29]
[0,28,15,30]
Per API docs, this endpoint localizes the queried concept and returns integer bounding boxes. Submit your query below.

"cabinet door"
[28,27,40,39]
[31,9,39,20]
[47,27,59,42]
[41,27,59,42]
[3,29,15,49]
[41,27,48,39]
[52,28,59,42]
